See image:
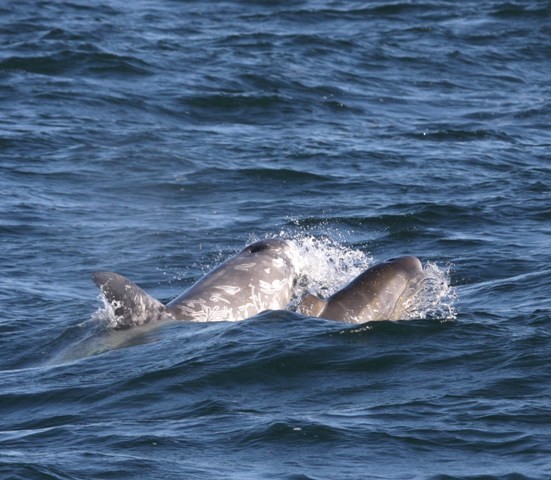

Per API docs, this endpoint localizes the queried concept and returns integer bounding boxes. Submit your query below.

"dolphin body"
[93,239,299,328]
[298,256,425,323]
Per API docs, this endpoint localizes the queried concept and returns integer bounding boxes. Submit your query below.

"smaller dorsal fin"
[92,271,166,328]
[297,293,327,317]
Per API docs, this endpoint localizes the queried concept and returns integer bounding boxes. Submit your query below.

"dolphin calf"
[93,239,299,328]
[297,256,425,323]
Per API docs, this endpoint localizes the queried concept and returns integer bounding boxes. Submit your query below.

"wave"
[0,49,153,77]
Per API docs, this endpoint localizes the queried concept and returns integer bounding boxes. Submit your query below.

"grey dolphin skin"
[92,239,299,328]
[298,256,425,323]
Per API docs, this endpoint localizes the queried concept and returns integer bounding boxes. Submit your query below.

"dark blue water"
[1,1,550,478]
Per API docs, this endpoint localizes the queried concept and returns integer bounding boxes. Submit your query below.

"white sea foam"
[92,294,122,329]
[282,234,373,309]
[413,262,457,321]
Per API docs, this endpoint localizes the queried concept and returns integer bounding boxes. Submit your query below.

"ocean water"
[1,0,550,478]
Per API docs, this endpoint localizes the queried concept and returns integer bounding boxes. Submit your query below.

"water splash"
[401,262,457,321]
[92,294,122,329]
[282,234,373,309]
[277,232,457,322]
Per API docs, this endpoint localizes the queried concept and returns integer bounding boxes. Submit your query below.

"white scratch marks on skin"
[272,258,285,268]
[177,299,236,322]
[214,285,241,295]
[259,278,290,295]
[234,262,256,271]
[209,294,231,304]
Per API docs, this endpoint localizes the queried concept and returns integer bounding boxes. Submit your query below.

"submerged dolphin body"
[298,256,425,323]
[93,239,299,328]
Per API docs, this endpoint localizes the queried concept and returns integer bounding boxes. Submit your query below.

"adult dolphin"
[298,256,425,323]
[93,239,299,328]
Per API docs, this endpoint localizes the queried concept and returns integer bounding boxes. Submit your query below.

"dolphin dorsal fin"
[92,271,166,328]
[298,294,327,317]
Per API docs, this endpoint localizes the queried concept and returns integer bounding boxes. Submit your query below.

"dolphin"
[297,256,425,323]
[93,239,299,328]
